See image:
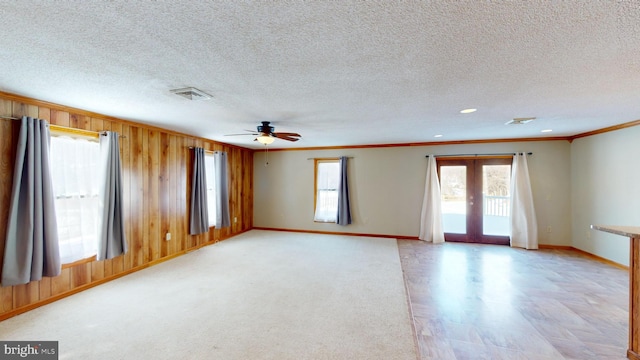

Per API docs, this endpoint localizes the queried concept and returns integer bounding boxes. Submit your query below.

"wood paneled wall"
[0,93,253,320]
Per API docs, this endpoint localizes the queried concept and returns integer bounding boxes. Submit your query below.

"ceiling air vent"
[505,117,535,125]
[170,87,212,100]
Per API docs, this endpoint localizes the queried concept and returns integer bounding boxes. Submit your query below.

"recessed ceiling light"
[460,108,477,114]
[541,129,553,133]
[434,134,443,138]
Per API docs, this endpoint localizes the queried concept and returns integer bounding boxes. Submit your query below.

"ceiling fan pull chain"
[264,144,269,166]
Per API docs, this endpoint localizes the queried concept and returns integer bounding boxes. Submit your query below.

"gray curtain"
[336,156,352,225]
[189,147,209,234]
[1,117,61,286]
[97,132,127,260]
[214,151,231,228]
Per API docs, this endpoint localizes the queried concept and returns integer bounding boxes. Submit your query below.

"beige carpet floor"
[0,230,417,360]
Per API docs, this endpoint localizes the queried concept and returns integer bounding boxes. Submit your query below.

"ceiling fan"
[225,121,302,144]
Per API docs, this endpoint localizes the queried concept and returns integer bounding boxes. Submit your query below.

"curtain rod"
[98,131,126,138]
[425,152,532,158]
[187,147,223,154]
[306,156,354,160]
[2,116,125,138]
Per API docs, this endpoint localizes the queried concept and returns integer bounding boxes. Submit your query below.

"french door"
[437,158,512,245]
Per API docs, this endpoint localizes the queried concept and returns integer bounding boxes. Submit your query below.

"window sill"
[62,255,97,269]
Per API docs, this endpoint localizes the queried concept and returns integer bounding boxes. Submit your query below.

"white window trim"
[49,130,101,264]
[314,159,340,223]
[205,151,217,227]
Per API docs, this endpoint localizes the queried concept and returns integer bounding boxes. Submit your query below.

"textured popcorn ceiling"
[1,1,639,149]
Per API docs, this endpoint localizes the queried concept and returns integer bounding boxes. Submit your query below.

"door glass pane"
[482,165,511,236]
[440,166,466,234]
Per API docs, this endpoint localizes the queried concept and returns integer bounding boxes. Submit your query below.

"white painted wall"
[571,126,640,266]
[254,140,572,245]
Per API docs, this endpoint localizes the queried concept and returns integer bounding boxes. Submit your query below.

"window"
[49,134,101,264]
[205,152,217,227]
[314,159,340,222]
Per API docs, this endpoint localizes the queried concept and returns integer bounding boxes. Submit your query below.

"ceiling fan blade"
[273,132,301,138]
[274,135,300,142]
[226,124,301,142]
[225,133,259,136]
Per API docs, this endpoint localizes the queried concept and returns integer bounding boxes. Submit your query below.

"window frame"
[313,158,340,223]
[204,150,217,227]
[49,125,102,265]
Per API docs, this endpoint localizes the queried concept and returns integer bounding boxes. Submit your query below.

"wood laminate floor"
[398,240,629,360]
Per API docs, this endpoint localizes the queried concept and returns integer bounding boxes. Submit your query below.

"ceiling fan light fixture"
[256,135,275,145]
